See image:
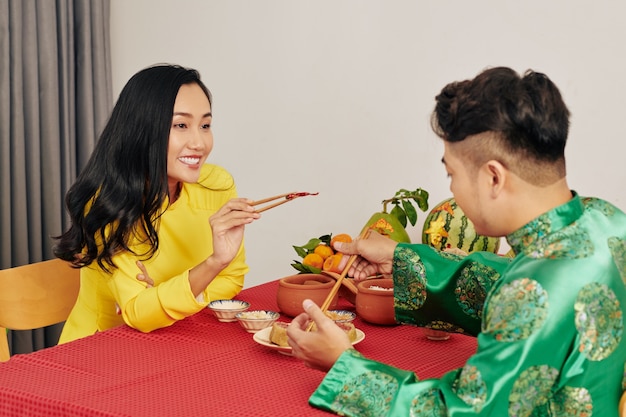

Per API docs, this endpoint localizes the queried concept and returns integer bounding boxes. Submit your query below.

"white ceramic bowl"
[208,299,250,322]
[235,310,280,333]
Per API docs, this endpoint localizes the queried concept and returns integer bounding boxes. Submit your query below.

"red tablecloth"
[0,280,477,417]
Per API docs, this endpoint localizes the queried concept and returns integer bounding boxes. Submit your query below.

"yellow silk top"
[59,164,248,343]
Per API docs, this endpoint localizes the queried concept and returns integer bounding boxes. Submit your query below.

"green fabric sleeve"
[392,244,511,336]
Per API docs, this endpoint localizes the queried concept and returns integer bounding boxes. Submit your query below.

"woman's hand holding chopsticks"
[208,198,260,268]
[181,198,260,297]
[208,191,318,266]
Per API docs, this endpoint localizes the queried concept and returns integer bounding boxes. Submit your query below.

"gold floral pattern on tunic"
[607,237,626,284]
[574,282,623,361]
[425,320,465,334]
[508,365,559,417]
[437,251,465,261]
[507,211,552,253]
[452,364,487,412]
[582,197,617,217]
[483,278,548,341]
[455,262,501,319]
[517,225,593,260]
[394,247,428,310]
[409,388,447,417]
[507,199,593,260]
[328,349,397,416]
[549,386,593,417]
[330,369,398,416]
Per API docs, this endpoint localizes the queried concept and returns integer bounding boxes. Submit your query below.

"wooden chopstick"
[321,271,359,296]
[306,227,372,331]
[254,199,292,213]
[250,192,319,213]
[249,193,293,207]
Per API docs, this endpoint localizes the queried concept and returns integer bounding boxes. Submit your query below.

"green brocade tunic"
[310,194,626,416]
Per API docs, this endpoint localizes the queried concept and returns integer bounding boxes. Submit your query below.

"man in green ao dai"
[287,66,626,417]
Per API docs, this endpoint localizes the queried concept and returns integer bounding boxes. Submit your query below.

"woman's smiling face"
[166,82,213,196]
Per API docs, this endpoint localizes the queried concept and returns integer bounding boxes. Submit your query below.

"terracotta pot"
[338,285,357,305]
[355,278,396,325]
[322,271,358,305]
[276,274,338,317]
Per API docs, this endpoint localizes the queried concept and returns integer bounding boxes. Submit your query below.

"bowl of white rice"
[208,299,250,322]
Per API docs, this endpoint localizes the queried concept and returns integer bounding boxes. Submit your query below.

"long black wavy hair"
[54,64,212,272]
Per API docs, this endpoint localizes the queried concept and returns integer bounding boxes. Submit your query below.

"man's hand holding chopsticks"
[287,299,352,372]
[332,230,397,281]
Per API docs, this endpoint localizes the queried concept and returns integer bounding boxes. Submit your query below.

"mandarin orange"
[330,233,352,249]
[322,253,344,273]
[302,253,324,269]
[313,244,334,260]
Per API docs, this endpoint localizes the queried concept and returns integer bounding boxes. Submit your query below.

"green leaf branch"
[290,234,331,274]
[383,188,430,228]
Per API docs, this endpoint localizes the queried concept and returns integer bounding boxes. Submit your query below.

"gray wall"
[110,1,626,287]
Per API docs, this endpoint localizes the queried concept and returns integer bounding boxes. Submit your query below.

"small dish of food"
[325,310,356,323]
[208,299,250,322]
[235,310,280,333]
[253,321,365,355]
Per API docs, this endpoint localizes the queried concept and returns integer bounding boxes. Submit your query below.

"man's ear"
[482,160,507,197]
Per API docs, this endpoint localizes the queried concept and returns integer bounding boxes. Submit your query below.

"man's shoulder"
[580,196,625,215]
[580,196,626,232]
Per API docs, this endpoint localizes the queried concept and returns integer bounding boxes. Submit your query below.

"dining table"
[0,279,477,417]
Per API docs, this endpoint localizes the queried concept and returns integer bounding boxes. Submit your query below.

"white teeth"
[179,157,200,165]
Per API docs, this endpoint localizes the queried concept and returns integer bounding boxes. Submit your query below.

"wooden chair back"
[0,259,80,361]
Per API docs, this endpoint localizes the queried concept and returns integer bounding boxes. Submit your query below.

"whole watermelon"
[421,197,500,254]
